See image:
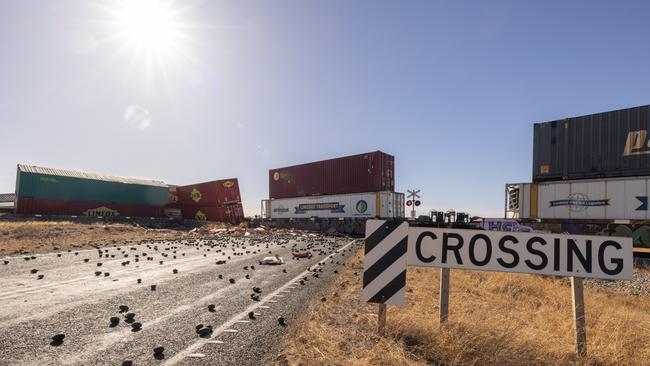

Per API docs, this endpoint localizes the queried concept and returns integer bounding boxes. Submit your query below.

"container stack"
[175,178,244,223]
[264,151,404,220]
[14,164,168,218]
[506,104,650,221]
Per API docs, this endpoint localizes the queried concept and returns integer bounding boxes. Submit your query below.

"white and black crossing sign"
[361,220,409,304]
[361,219,634,357]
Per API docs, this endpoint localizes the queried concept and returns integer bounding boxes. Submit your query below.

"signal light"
[415,200,421,206]
[406,200,412,206]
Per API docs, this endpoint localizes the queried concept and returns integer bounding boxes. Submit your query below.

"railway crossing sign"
[407,189,420,199]
[407,189,420,218]
[362,219,634,356]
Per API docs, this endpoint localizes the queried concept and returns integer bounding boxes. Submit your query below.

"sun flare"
[115,0,180,54]
[96,0,197,83]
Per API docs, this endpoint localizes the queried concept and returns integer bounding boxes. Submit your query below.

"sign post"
[378,303,387,336]
[362,220,633,357]
[571,277,587,357]
[439,268,450,325]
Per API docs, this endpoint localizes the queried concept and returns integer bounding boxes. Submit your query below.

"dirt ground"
[274,249,650,366]
[0,221,200,256]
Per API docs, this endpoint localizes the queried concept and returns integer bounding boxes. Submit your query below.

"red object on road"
[269,151,394,199]
[176,179,241,206]
[292,251,311,258]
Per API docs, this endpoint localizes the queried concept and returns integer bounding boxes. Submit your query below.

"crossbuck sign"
[362,219,633,357]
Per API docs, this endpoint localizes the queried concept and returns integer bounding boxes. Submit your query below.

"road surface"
[0,233,358,365]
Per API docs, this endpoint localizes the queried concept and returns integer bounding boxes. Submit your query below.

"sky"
[1,0,650,218]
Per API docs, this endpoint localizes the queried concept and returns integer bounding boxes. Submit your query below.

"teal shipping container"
[15,164,168,207]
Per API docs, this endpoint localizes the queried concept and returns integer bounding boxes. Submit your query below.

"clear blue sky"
[1,0,650,217]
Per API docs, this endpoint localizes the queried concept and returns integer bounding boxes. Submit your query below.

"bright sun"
[115,0,180,54]
[97,0,196,81]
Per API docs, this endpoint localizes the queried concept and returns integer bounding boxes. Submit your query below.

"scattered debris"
[50,333,65,346]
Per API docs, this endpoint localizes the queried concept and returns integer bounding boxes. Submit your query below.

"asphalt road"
[0,233,359,366]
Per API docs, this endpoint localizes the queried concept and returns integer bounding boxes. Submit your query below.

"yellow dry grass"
[274,249,650,366]
[0,221,174,255]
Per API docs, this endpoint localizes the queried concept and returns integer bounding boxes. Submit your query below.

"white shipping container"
[506,176,650,221]
[264,191,404,219]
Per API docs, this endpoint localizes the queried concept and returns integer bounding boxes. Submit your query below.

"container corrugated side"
[14,197,164,217]
[181,203,244,223]
[16,167,168,206]
[268,191,403,219]
[269,151,394,199]
[520,176,650,221]
[176,178,241,206]
[533,105,650,182]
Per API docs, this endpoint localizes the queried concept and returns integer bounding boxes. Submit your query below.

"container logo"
[195,210,207,221]
[623,130,650,156]
[356,200,368,213]
[82,206,120,217]
[190,188,202,203]
[540,164,550,174]
[273,172,280,181]
[223,181,234,188]
[295,202,345,214]
[273,206,289,213]
[549,193,610,212]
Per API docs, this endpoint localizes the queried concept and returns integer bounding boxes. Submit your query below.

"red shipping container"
[15,197,164,218]
[181,203,244,224]
[177,178,241,206]
[269,151,394,199]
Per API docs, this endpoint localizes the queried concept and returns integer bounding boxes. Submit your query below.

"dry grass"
[274,249,650,366]
[0,221,178,255]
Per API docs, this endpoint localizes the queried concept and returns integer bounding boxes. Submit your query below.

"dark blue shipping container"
[533,105,650,182]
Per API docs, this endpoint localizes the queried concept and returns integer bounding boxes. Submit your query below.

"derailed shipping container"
[506,176,650,221]
[176,178,241,206]
[269,151,394,199]
[266,191,404,219]
[15,164,168,206]
[533,105,650,182]
[182,203,244,224]
[14,164,168,217]
[16,197,164,218]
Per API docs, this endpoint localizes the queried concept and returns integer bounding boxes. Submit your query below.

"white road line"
[162,239,357,366]
[223,329,238,333]
[206,340,224,344]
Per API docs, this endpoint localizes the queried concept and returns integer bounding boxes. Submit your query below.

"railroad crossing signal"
[407,189,420,199]
[406,189,420,218]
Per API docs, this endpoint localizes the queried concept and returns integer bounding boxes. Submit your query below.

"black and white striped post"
[362,220,408,336]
